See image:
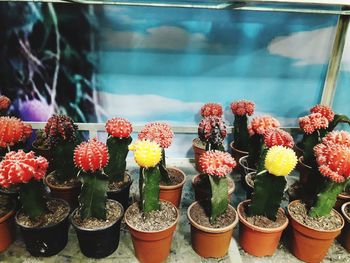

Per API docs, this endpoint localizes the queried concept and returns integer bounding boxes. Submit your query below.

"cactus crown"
[299,113,329,135]
[45,114,78,145]
[106,117,133,139]
[200,103,223,118]
[0,117,32,149]
[248,116,280,136]
[138,122,173,149]
[0,96,11,111]
[230,100,255,116]
[264,128,294,149]
[310,104,335,122]
[129,140,161,169]
[198,116,227,151]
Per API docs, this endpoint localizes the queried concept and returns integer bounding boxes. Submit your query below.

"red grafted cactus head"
[45,114,78,143]
[248,116,280,136]
[105,117,133,138]
[299,113,329,134]
[0,96,11,110]
[200,103,223,118]
[0,117,32,148]
[0,150,48,188]
[138,122,174,148]
[198,116,227,141]
[74,139,109,172]
[199,150,236,177]
[230,100,255,116]
[321,130,350,147]
[264,128,294,148]
[310,104,335,122]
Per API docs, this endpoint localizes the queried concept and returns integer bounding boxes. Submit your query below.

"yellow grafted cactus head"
[265,145,297,176]
[129,140,161,168]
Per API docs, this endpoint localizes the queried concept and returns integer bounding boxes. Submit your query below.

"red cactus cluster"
[230,100,255,116]
[248,116,280,136]
[321,131,350,147]
[200,103,223,118]
[105,117,133,138]
[264,128,294,148]
[310,104,335,122]
[299,113,329,135]
[0,150,48,188]
[74,139,109,172]
[45,115,78,143]
[198,116,227,142]
[0,117,32,148]
[138,122,174,148]
[199,150,236,177]
[0,96,11,111]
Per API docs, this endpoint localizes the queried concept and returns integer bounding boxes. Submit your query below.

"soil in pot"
[16,198,70,257]
[71,199,124,258]
[0,195,16,252]
[159,167,186,208]
[107,173,132,210]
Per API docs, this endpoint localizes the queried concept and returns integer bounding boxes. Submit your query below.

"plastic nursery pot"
[107,173,133,210]
[192,138,205,172]
[159,167,186,208]
[297,156,312,185]
[125,200,179,263]
[244,172,256,200]
[229,141,248,168]
[334,192,350,212]
[70,199,124,259]
[0,200,16,252]
[340,202,350,252]
[237,200,289,257]
[287,200,344,263]
[192,174,235,202]
[15,198,70,257]
[187,201,238,258]
[45,172,81,210]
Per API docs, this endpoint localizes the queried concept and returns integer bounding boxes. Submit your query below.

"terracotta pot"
[297,156,312,185]
[229,141,248,165]
[0,203,16,252]
[288,200,344,263]
[107,173,133,210]
[125,200,179,263]
[187,201,238,258]
[192,138,205,172]
[334,192,350,212]
[45,173,81,210]
[159,167,186,208]
[192,174,235,202]
[340,202,350,252]
[237,200,288,256]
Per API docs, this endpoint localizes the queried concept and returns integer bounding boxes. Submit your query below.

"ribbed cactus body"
[233,115,249,151]
[140,167,161,212]
[209,176,228,223]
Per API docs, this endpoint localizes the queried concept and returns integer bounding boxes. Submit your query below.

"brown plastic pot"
[187,201,238,258]
[298,156,312,185]
[334,192,350,212]
[192,174,235,202]
[125,200,179,263]
[288,200,344,263]
[45,173,81,210]
[229,141,248,166]
[192,138,205,172]
[340,202,350,252]
[0,203,16,252]
[237,200,289,256]
[159,167,186,208]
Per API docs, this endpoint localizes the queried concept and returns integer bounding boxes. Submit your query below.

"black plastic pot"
[15,199,70,257]
[70,200,124,259]
[107,176,132,210]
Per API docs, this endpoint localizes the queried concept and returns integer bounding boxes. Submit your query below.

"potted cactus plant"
[104,117,133,210]
[125,139,179,263]
[0,150,70,257]
[0,194,16,252]
[138,122,186,208]
[70,139,124,258]
[238,145,297,256]
[187,150,238,258]
[44,114,81,209]
[287,130,350,262]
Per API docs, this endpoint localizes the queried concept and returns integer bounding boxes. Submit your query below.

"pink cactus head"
[299,113,329,135]
[310,105,335,122]
[264,128,294,148]
[200,103,223,118]
[138,122,174,148]
[230,100,255,116]
[320,130,350,148]
[0,117,32,148]
[74,139,109,172]
[105,117,133,138]
[199,150,236,177]
[0,96,11,111]
[0,150,48,188]
[45,115,78,144]
[198,116,227,142]
[248,116,280,136]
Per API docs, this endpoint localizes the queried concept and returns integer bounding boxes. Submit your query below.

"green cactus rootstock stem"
[78,171,108,220]
[309,180,348,217]
[209,175,228,223]
[104,136,132,183]
[19,180,48,220]
[248,134,264,168]
[159,149,171,185]
[328,114,350,132]
[257,147,268,173]
[249,171,286,221]
[140,167,161,213]
[233,115,249,151]
[302,132,323,166]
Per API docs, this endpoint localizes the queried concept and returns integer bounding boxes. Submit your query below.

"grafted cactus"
[249,146,297,220]
[0,150,49,219]
[198,116,227,152]
[199,150,236,223]
[104,117,133,183]
[0,96,11,116]
[0,117,32,150]
[200,103,223,118]
[74,139,109,219]
[129,140,162,212]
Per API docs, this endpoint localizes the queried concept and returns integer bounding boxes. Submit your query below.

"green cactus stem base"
[233,115,249,151]
[209,176,228,223]
[249,171,286,221]
[52,141,78,183]
[78,171,108,220]
[19,180,48,220]
[140,167,161,213]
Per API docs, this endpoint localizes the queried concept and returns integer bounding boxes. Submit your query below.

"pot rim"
[187,201,238,233]
[45,173,81,190]
[159,167,186,190]
[0,197,16,224]
[124,199,179,234]
[229,141,249,155]
[15,198,70,230]
[337,191,350,199]
[341,202,350,223]
[192,174,235,195]
[70,199,124,231]
[298,156,312,169]
[288,199,345,233]
[106,173,133,193]
[237,200,289,233]
[238,156,257,173]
